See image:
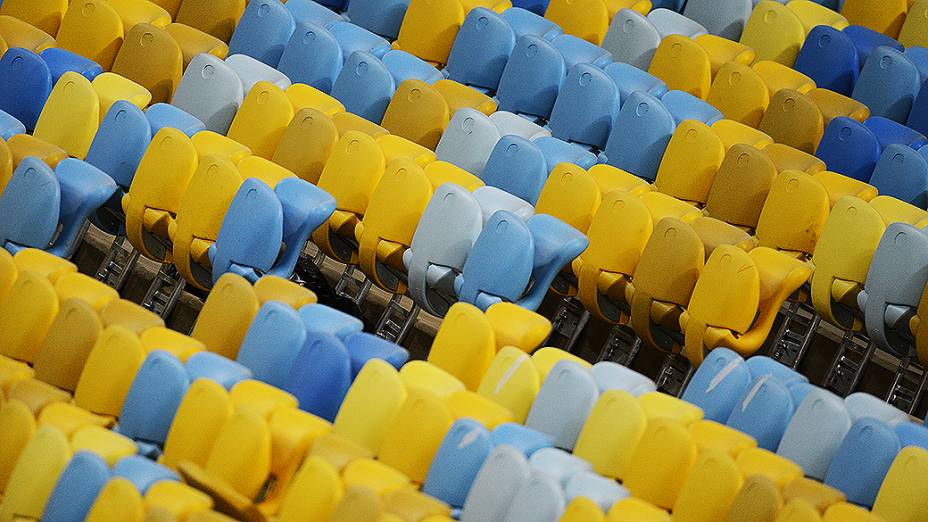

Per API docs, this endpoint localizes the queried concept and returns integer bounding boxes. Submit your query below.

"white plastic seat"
[776,387,852,480]
[489,111,551,140]
[525,360,598,451]
[435,108,502,176]
[225,53,292,94]
[171,54,244,133]
[646,8,709,38]
[528,447,592,487]
[462,445,531,522]
[683,0,752,39]
[602,9,663,70]
[591,362,656,396]
[502,469,566,522]
[565,470,629,512]
[473,186,535,225]
[844,392,909,426]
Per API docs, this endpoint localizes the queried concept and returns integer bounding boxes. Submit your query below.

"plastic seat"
[872,447,928,521]
[332,359,406,455]
[347,0,408,39]
[0,48,53,132]
[444,8,516,92]
[624,418,698,509]
[171,54,243,134]
[280,332,350,422]
[159,379,233,471]
[117,351,189,446]
[524,361,597,450]
[460,445,530,521]
[648,36,712,100]
[683,0,751,40]
[654,120,725,205]
[899,0,928,46]
[758,89,824,154]
[227,0,295,66]
[394,0,511,66]
[453,210,533,308]
[435,109,502,176]
[32,72,100,160]
[548,64,620,150]
[42,451,110,522]
[865,117,927,150]
[853,47,921,123]
[842,0,907,39]
[870,145,928,209]
[661,91,723,126]
[816,117,881,181]
[0,159,60,255]
[234,302,305,389]
[845,25,903,69]
[0,426,72,522]
[794,26,858,96]
[573,390,646,480]
[591,362,655,396]
[682,348,752,423]
[495,35,566,120]
[725,375,794,451]
[825,418,900,507]
[144,103,205,138]
[845,392,908,426]
[603,91,675,181]
[740,1,805,66]
[113,456,178,493]
[705,62,769,128]
[776,388,852,479]
[601,9,661,69]
[603,62,667,102]
[54,0,122,70]
[330,51,394,123]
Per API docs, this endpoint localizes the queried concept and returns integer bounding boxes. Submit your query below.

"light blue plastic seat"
[209,179,284,284]
[461,445,531,521]
[518,214,588,311]
[298,303,364,339]
[496,35,567,120]
[112,456,179,493]
[661,89,724,125]
[481,136,548,205]
[117,351,189,445]
[383,50,443,85]
[490,423,554,455]
[184,352,252,390]
[343,332,409,378]
[844,25,903,71]
[86,101,151,191]
[278,22,342,92]
[283,331,352,421]
[777,388,852,479]
[603,91,675,181]
[603,62,669,102]
[236,301,307,388]
[145,103,205,138]
[681,348,751,423]
[895,421,928,450]
[49,159,117,259]
[845,392,908,426]
[548,64,620,150]
[328,21,391,60]
[347,0,409,39]
[555,33,612,69]
[286,0,343,26]
[42,452,109,522]
[270,178,335,279]
[0,109,25,140]
[865,116,928,150]
[787,382,815,410]
[0,48,53,131]
[869,144,928,208]
[423,419,493,508]
[726,375,795,451]
[591,361,656,397]
[228,0,297,66]
[527,446,592,486]
[331,50,394,122]
[746,356,809,386]
[535,136,597,169]
[445,8,516,92]
[0,158,59,254]
[502,7,561,40]
[40,48,103,84]
[525,361,598,450]
[794,26,859,96]
[825,418,901,507]
[852,46,922,123]
[816,117,882,181]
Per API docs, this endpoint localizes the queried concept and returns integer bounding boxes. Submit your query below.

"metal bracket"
[547,297,591,352]
[95,235,141,292]
[823,330,875,397]
[655,353,694,397]
[886,357,928,415]
[141,263,186,319]
[598,323,642,367]
[375,294,420,345]
[334,265,372,309]
[770,300,821,369]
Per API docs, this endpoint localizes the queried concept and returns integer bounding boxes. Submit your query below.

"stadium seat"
[171,54,244,134]
[227,0,295,66]
[852,46,921,123]
[56,0,124,71]
[683,0,751,40]
[740,1,805,66]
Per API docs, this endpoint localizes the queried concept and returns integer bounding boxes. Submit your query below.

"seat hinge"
[598,323,642,367]
[375,294,420,345]
[823,330,875,397]
[547,297,591,353]
[770,300,821,369]
[655,353,694,397]
[141,263,186,319]
[95,235,141,292]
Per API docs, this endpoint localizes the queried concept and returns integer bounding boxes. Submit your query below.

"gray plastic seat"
[436,109,502,176]
[461,445,531,522]
[489,111,550,140]
[683,0,751,40]
[528,447,592,487]
[591,362,656,396]
[776,387,852,480]
[502,469,566,522]
[525,360,598,450]
[845,392,909,426]
[473,186,535,225]
[171,54,244,134]
[225,53,292,94]
[565,471,629,512]
[646,8,709,38]
[601,9,662,70]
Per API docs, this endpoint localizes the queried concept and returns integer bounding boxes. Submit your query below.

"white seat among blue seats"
[524,361,598,450]
[528,447,592,486]
[816,117,882,181]
[869,145,928,208]
[683,0,751,40]
[776,387,852,480]
[490,111,550,139]
[825,418,901,507]
[145,103,206,138]
[227,0,297,66]
[461,445,532,522]
[0,109,24,140]
[172,54,245,134]
[591,361,656,397]
[726,375,795,451]
[236,301,307,388]
[116,351,190,449]
[502,469,565,522]
[472,185,536,225]
[794,26,859,96]
[423,419,494,508]
[565,471,629,512]
[646,8,709,37]
[681,348,752,423]
[845,392,908,426]
[603,62,669,101]
[40,48,103,85]
[661,90,724,125]
[602,90,676,181]
[299,302,364,339]
[852,46,922,123]
[112,456,179,493]
[184,351,252,390]
[436,108,503,176]
[284,331,352,421]
[225,53,292,94]
[42,452,110,522]
[491,423,554,455]
[547,63,621,151]
[602,8,707,70]
[0,48,53,131]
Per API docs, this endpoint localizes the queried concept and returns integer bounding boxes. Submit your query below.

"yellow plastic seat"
[702,145,777,232]
[823,502,883,522]
[530,347,592,380]
[109,0,172,29]
[706,62,769,128]
[711,119,774,150]
[485,302,551,353]
[606,498,670,522]
[161,379,233,470]
[427,302,496,390]
[333,111,390,138]
[189,274,259,360]
[229,379,297,420]
[446,389,514,429]
[342,458,411,495]
[756,170,830,255]
[672,449,743,522]
[56,0,125,70]
[588,163,650,196]
[85,477,144,522]
[384,489,452,521]
[253,276,316,309]
[0,357,32,395]
[32,298,102,391]
[695,34,756,77]
[476,347,540,423]
[424,160,483,191]
[872,446,928,522]
[752,60,816,96]
[175,0,245,42]
[329,485,385,522]
[36,402,111,437]
[140,327,205,362]
[333,359,407,454]
[286,83,345,116]
[573,390,646,480]
[560,497,605,522]
[236,156,295,188]
[639,391,704,425]
[398,360,466,399]
[70,425,137,465]
[0,138,11,195]
[0,426,71,522]
[434,79,497,116]
[782,478,846,513]
[356,158,433,293]
[0,15,54,52]
[262,408,333,512]
[144,481,214,519]
[545,0,650,45]
[382,80,451,150]
[737,447,804,489]
[172,154,244,290]
[33,72,101,159]
[759,89,824,154]
[725,475,784,522]
[624,418,699,509]
[649,35,713,100]
[7,378,70,414]
[99,298,164,335]
[0,0,67,36]
[310,433,374,472]
[53,273,118,312]
[740,0,806,66]
[689,420,757,459]
[272,108,338,184]
[92,68,155,114]
[655,120,726,205]
[377,134,436,166]
[787,0,849,33]
[899,0,928,47]
[277,455,344,522]
[190,131,252,163]
[0,271,59,363]
[378,390,454,483]
[0,400,34,493]
[812,171,877,207]
[764,143,826,174]
[227,81,294,159]
[112,23,183,104]
[73,325,146,417]
[312,131,387,264]
[6,134,69,169]
[535,163,602,233]
[806,88,869,126]
[164,23,229,67]
[393,0,510,65]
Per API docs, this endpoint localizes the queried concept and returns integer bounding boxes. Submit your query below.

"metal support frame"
[886,357,928,415]
[334,264,372,309]
[655,353,694,397]
[770,300,821,369]
[598,323,642,367]
[823,330,875,397]
[547,297,591,352]
[375,294,420,345]
[95,235,141,292]
[141,263,186,319]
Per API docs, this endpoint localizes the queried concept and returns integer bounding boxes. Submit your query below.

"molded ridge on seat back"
[0,48,53,131]
[228,0,296,66]
[445,8,515,91]
[496,34,566,119]
[604,90,675,181]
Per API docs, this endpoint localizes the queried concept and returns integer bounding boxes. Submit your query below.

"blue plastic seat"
[816,117,882,181]
[908,88,928,137]
[145,103,205,138]
[236,301,307,388]
[117,351,190,446]
[481,136,549,205]
[383,50,443,85]
[554,34,612,69]
[287,0,344,27]
[535,136,597,169]
[299,303,364,339]
[502,7,561,39]
[228,0,297,66]
[510,0,548,15]
[496,35,567,120]
[548,64,621,150]
[49,159,118,258]
[603,91,675,181]
[794,26,858,96]
[870,144,928,208]
[328,21,391,60]
[681,348,751,423]
[0,158,60,254]
[0,109,25,140]
[726,375,795,451]
[603,62,669,102]
[271,178,335,279]
[210,179,284,284]
[331,51,394,122]
[895,421,928,450]
[423,419,493,508]
[518,214,588,311]
[865,116,928,150]
[455,210,535,311]
[347,0,408,39]
[184,352,252,390]
[661,90,724,125]
[491,423,554,455]
[40,48,103,84]
[343,332,408,377]
[745,356,809,386]
[844,25,903,71]
[283,331,352,421]
[112,456,179,493]
[852,46,922,123]
[0,48,53,131]
[85,101,152,191]
[312,0,348,14]
[825,418,901,507]
[909,45,928,81]
[788,382,815,409]
[42,452,110,522]
[445,8,516,92]
[278,22,342,92]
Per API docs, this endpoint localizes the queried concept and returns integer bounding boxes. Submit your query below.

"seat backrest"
[603,62,668,102]
[758,89,824,155]
[227,81,293,159]
[872,446,928,520]
[272,108,338,184]
[333,359,407,454]
[755,170,830,255]
[0,48,53,131]
[535,163,601,233]
[0,426,72,522]
[455,210,534,309]
[852,46,921,123]
[704,144,777,229]
[0,0,68,36]
[794,26,858,96]
[496,34,566,119]
[460,445,531,521]
[330,51,394,123]
[56,0,124,70]
[175,0,245,42]
[842,0,907,39]
[378,389,454,483]
[347,0,408,39]
[85,101,151,190]
[42,451,109,522]
[330,20,391,60]
[740,0,805,66]
[284,331,352,422]
[422,418,492,508]
[648,35,712,101]
[573,389,646,481]
[603,90,675,181]
[271,178,335,280]
[381,79,450,150]
[524,360,597,451]
[655,120,725,205]
[899,0,928,47]
[726,375,794,451]
[869,144,928,208]
[521,214,589,311]
[118,351,189,444]
[0,157,60,252]
[776,388,852,480]
[209,179,283,284]
[227,0,296,66]
[548,63,620,150]
[705,62,768,129]
[112,23,183,104]
[601,9,661,69]
[435,108,501,176]
[681,348,752,423]
[623,418,698,509]
[816,117,881,182]
[445,8,515,91]
[171,54,244,134]
[393,0,465,65]
[825,418,901,508]
[865,116,928,150]
[662,90,723,126]
[49,159,117,258]
[278,22,341,93]
[427,301,496,390]
[480,136,548,204]
[33,72,100,160]
[683,0,751,40]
